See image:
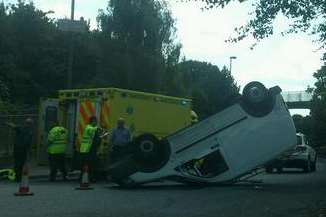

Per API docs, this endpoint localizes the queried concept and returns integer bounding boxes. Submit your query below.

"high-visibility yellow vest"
[0,169,15,181]
[80,125,97,153]
[48,126,68,154]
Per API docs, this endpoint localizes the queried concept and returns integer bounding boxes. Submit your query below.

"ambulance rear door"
[37,98,59,165]
[75,99,101,150]
[65,101,77,157]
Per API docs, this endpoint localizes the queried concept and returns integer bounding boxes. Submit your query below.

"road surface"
[1,159,326,217]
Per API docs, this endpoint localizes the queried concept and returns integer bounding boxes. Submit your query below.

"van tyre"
[134,134,171,173]
[241,81,275,117]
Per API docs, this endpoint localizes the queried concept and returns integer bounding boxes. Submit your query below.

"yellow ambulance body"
[37,87,193,165]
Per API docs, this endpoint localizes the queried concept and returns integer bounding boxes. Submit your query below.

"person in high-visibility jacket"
[79,116,99,181]
[48,121,68,181]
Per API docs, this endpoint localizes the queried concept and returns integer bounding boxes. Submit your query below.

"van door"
[37,99,59,165]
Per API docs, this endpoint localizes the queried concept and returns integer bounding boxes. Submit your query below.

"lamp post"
[71,0,75,20]
[67,0,75,89]
[229,56,237,74]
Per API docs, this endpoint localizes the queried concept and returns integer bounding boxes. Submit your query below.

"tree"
[189,0,326,47]
[0,1,68,105]
[0,0,240,119]
[0,0,180,106]
[0,78,10,112]
[96,0,178,92]
[292,114,314,144]
[309,58,326,146]
[168,60,240,118]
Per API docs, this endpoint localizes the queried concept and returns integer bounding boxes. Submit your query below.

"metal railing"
[282,91,313,103]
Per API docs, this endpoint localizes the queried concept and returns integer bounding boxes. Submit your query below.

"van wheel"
[241,81,275,117]
[134,134,171,173]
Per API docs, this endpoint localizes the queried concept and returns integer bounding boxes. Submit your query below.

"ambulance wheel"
[241,81,275,117]
[134,134,171,173]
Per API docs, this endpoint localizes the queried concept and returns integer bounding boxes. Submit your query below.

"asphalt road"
[1,159,326,217]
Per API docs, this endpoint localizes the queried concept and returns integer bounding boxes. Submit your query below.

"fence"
[0,114,38,161]
[282,91,313,103]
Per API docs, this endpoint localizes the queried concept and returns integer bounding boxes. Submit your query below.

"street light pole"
[67,0,75,89]
[229,56,237,74]
[71,0,75,20]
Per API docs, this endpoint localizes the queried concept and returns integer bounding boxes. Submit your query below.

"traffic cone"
[75,165,93,190]
[14,164,34,196]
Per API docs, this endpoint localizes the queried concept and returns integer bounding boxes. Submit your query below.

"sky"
[4,0,324,115]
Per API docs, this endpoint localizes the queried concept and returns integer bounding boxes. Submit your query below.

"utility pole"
[67,0,75,89]
[229,56,237,74]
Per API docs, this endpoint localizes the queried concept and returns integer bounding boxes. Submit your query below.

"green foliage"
[165,60,240,118]
[0,0,65,105]
[310,98,326,146]
[292,114,314,144]
[191,0,326,47]
[186,0,326,139]
[309,59,326,146]
[0,0,239,118]
[313,60,326,96]
[95,0,177,92]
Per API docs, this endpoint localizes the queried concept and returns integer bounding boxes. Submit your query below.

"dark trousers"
[48,154,67,181]
[110,145,129,164]
[80,153,97,181]
[14,151,27,182]
[110,146,121,163]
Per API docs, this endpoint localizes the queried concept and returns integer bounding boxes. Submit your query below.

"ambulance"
[36,87,195,167]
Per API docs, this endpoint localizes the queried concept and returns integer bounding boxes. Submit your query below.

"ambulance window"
[45,106,58,132]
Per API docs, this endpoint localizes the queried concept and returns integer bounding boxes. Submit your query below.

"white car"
[266,133,317,173]
[109,82,297,187]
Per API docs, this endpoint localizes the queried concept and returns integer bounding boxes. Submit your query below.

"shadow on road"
[267,171,307,174]
[106,184,206,191]
[104,180,270,191]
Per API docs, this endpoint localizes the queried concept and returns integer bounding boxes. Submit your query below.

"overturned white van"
[109,82,297,186]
